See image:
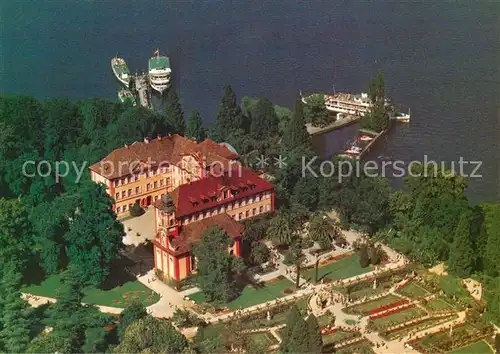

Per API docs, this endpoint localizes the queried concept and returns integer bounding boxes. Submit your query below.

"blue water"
[1,0,499,202]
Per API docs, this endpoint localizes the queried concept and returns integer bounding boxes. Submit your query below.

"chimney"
[125,144,128,148]
[144,137,149,144]
[157,135,162,140]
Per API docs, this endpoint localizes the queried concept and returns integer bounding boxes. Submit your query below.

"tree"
[27,332,73,353]
[250,242,270,265]
[214,85,245,141]
[193,227,237,304]
[306,314,323,353]
[282,99,311,151]
[46,265,86,350]
[482,203,500,277]
[359,245,370,268]
[280,305,302,352]
[164,89,185,134]
[114,315,188,353]
[118,301,148,340]
[129,200,144,217]
[291,175,319,211]
[0,262,30,353]
[308,215,338,246]
[64,182,125,285]
[250,98,279,139]
[304,94,331,127]
[0,198,33,265]
[185,110,206,141]
[448,213,475,277]
[495,333,500,353]
[268,212,294,246]
[362,72,389,132]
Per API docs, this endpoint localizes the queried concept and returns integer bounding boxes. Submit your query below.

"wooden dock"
[135,74,152,109]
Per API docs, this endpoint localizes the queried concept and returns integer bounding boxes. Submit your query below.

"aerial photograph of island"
[0,1,499,353]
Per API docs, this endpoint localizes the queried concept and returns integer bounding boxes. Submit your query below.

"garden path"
[22,293,124,314]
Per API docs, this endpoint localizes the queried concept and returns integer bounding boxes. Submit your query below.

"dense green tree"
[0,198,32,264]
[306,314,323,353]
[291,175,319,211]
[268,212,295,246]
[193,227,238,304]
[164,89,185,134]
[482,203,500,277]
[308,215,339,246]
[362,72,389,132]
[280,305,302,352]
[282,99,311,151]
[185,110,206,141]
[64,183,124,285]
[214,85,246,141]
[448,213,475,277]
[27,332,73,353]
[118,301,148,340]
[250,242,271,265]
[304,94,331,127]
[369,71,385,104]
[114,315,188,353]
[250,97,279,139]
[0,262,30,353]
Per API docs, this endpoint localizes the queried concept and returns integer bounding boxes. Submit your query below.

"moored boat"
[111,57,131,87]
[360,135,373,142]
[118,89,136,106]
[344,145,362,155]
[149,49,171,94]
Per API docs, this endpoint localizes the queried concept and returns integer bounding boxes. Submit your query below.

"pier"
[135,74,152,109]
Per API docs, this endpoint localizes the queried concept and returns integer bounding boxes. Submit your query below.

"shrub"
[172,308,207,328]
[369,246,380,265]
[335,234,348,248]
[130,201,144,217]
[318,237,332,250]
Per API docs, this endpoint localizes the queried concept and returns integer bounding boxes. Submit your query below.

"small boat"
[360,135,373,142]
[390,109,411,123]
[344,146,362,155]
[118,89,136,106]
[111,57,131,87]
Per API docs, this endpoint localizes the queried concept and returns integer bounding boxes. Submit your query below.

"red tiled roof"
[170,213,244,254]
[154,166,274,218]
[89,134,239,180]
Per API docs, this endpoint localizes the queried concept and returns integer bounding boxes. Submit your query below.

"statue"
[373,278,377,289]
[267,310,272,321]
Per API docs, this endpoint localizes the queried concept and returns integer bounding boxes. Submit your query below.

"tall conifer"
[164,89,185,134]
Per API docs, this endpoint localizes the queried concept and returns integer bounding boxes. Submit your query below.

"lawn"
[450,340,493,354]
[344,294,401,315]
[371,307,426,329]
[189,277,294,310]
[246,332,276,348]
[322,330,359,344]
[397,282,430,299]
[303,254,372,282]
[424,298,454,312]
[22,274,159,307]
[317,313,335,327]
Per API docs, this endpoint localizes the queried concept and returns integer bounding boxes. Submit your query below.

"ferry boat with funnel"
[118,89,136,106]
[149,49,171,94]
[111,57,131,87]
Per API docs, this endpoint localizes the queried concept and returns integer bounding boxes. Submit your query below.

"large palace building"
[153,166,275,280]
[89,134,239,215]
[90,134,275,281]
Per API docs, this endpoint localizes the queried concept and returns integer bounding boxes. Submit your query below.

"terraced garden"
[423,298,455,312]
[343,294,402,315]
[369,307,426,330]
[396,282,430,299]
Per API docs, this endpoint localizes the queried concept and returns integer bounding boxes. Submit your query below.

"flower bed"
[369,303,415,320]
[320,326,337,336]
[368,299,409,315]
[394,279,410,291]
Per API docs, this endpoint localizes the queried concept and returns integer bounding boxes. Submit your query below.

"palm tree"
[308,215,340,246]
[268,212,294,246]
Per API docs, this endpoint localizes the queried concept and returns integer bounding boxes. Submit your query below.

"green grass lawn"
[424,298,454,312]
[317,314,335,327]
[189,278,294,310]
[450,340,493,354]
[303,255,372,282]
[322,330,358,344]
[397,282,430,299]
[22,273,159,307]
[246,332,276,347]
[344,294,401,315]
[371,307,426,329]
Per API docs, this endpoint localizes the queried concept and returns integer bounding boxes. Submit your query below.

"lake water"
[1,0,499,203]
